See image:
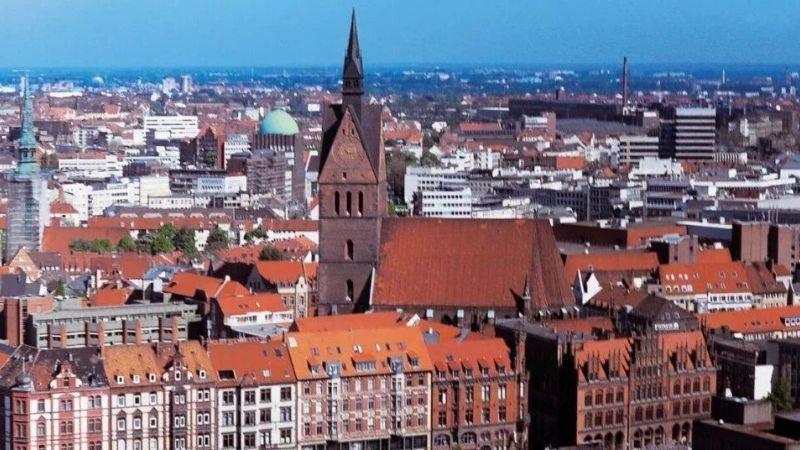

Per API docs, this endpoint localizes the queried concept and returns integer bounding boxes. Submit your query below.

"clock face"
[340,143,358,159]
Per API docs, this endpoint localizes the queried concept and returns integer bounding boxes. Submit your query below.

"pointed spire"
[345,9,363,78]
[342,9,364,116]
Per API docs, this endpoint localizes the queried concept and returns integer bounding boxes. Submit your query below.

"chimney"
[622,56,628,107]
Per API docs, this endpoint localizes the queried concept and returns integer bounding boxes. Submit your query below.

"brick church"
[318,13,573,325]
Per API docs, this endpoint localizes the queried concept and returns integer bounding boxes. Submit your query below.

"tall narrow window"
[346,192,352,216]
[346,240,354,260]
[358,192,364,216]
[334,192,340,215]
[346,280,354,301]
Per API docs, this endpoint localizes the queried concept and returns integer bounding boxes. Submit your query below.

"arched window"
[358,191,364,216]
[584,390,592,407]
[703,377,711,392]
[334,192,340,215]
[346,280,354,302]
[346,192,352,215]
[346,240,354,260]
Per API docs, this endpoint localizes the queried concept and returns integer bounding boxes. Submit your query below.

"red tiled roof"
[563,251,659,283]
[697,248,732,264]
[42,227,130,255]
[459,122,501,133]
[207,340,296,386]
[286,327,433,380]
[658,262,751,295]
[374,218,573,310]
[427,338,512,380]
[91,287,133,307]
[699,305,800,335]
[216,293,288,316]
[164,272,248,300]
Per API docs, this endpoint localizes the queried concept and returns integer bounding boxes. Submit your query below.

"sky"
[1,0,799,68]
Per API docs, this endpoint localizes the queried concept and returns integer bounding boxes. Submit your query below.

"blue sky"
[1,0,799,68]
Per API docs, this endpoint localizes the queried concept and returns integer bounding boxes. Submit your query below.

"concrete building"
[412,187,472,218]
[25,302,200,349]
[662,107,717,160]
[143,115,199,140]
[252,109,305,204]
[618,134,660,164]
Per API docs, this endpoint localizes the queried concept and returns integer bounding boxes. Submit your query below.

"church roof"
[373,218,574,311]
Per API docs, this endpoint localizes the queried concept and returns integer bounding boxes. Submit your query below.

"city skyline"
[2,0,799,68]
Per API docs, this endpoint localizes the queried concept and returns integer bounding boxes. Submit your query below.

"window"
[465,409,474,425]
[499,405,507,421]
[280,429,292,444]
[222,391,235,406]
[260,388,271,403]
[481,407,490,423]
[260,409,271,424]
[280,407,292,422]
[37,400,45,412]
[481,385,490,401]
[616,389,624,403]
[346,280,354,301]
[498,384,507,400]
[345,240,354,260]
[358,192,364,215]
[244,433,256,448]
[222,433,235,449]
[280,387,291,401]
[346,192,352,215]
[244,411,256,426]
[585,390,592,407]
[116,417,126,431]
[466,386,474,403]
[244,390,256,405]
[334,192,340,215]
[37,421,45,437]
[133,417,142,430]
[438,411,447,426]
[149,415,158,429]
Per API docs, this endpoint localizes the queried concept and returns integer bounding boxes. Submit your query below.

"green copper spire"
[16,75,39,177]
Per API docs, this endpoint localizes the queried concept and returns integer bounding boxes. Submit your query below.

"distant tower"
[180,75,192,94]
[622,56,628,106]
[5,76,49,262]
[317,10,387,314]
[721,68,726,86]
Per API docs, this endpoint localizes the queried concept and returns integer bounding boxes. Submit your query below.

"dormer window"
[199,370,207,379]
[481,367,489,377]
[174,371,181,381]
[132,375,140,384]
[148,373,156,383]
[116,375,124,384]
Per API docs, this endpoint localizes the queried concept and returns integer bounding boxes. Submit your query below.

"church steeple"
[342,9,364,117]
[16,75,39,177]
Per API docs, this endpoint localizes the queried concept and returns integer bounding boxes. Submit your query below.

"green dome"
[259,109,299,135]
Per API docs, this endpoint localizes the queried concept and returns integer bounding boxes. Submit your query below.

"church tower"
[317,11,387,314]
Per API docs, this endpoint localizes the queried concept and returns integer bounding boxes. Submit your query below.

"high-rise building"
[252,109,305,203]
[662,107,717,160]
[180,74,192,94]
[317,11,387,314]
[5,77,49,262]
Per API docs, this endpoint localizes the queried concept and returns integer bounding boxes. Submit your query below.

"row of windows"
[302,415,426,436]
[333,191,365,216]
[438,384,507,404]
[221,429,292,448]
[438,406,508,426]
[222,387,292,405]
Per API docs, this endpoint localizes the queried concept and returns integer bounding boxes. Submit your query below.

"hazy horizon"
[2,0,799,68]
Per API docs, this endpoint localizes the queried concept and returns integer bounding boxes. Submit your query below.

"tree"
[54,280,66,297]
[386,151,416,202]
[205,227,230,252]
[259,244,283,261]
[117,235,137,252]
[173,227,197,256]
[148,233,175,255]
[419,150,440,167]
[244,228,268,244]
[69,238,115,253]
[157,223,177,242]
[769,374,794,412]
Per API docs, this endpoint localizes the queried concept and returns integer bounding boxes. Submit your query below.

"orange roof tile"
[216,293,289,316]
[42,227,131,255]
[699,305,800,335]
[697,248,732,264]
[286,327,433,380]
[374,219,573,310]
[427,338,512,380]
[207,340,296,386]
[164,272,248,300]
[564,251,659,283]
[658,262,751,295]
